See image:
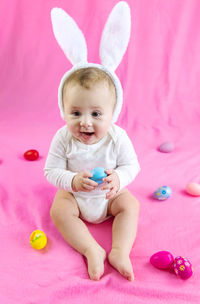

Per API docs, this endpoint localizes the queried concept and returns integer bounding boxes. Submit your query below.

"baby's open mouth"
[81,132,94,136]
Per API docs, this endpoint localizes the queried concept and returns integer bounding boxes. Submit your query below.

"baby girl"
[44,67,140,281]
[45,2,140,281]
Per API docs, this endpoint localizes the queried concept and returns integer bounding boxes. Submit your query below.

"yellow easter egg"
[30,230,47,250]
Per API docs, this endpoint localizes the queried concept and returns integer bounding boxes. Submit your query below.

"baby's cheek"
[67,122,79,133]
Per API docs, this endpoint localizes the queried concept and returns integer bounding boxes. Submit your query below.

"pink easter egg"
[150,251,174,269]
[186,182,200,196]
[173,256,193,279]
[159,142,174,153]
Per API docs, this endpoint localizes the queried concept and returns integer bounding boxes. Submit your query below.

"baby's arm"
[114,130,140,190]
[44,130,76,191]
[101,130,140,198]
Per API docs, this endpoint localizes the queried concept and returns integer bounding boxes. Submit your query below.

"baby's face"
[63,82,115,144]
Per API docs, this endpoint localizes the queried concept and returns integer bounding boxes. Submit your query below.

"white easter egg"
[159,142,174,153]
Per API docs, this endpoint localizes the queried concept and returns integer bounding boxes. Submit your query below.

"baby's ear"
[99,1,131,71]
[51,8,88,65]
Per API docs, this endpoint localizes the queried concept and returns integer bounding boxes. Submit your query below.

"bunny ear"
[51,8,88,65]
[99,1,131,71]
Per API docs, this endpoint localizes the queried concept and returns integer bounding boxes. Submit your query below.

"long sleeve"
[114,129,140,190]
[44,128,77,191]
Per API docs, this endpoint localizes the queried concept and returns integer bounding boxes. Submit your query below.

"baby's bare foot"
[84,246,106,281]
[108,248,134,281]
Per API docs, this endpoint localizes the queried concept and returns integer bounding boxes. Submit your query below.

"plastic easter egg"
[90,167,107,184]
[30,230,47,250]
[173,256,193,279]
[154,186,172,200]
[24,149,39,161]
[186,182,200,196]
[150,251,174,269]
[159,142,174,153]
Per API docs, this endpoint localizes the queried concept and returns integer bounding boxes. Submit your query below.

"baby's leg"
[107,189,140,281]
[50,189,106,281]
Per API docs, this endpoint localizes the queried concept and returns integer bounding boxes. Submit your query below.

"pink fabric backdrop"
[0,0,200,303]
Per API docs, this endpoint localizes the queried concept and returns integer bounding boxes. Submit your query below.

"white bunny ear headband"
[51,1,131,123]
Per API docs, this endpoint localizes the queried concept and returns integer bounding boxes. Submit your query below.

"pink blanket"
[0,0,200,303]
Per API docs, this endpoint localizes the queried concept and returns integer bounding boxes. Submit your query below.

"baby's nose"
[80,115,92,127]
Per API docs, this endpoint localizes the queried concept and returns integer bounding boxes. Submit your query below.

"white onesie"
[44,123,140,223]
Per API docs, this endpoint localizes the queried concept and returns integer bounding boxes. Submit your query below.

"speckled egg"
[158,142,174,153]
[150,251,174,269]
[154,186,172,200]
[173,256,193,279]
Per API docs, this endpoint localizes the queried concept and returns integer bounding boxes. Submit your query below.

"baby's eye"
[72,111,81,116]
[92,111,101,117]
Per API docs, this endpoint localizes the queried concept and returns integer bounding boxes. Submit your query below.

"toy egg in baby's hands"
[173,256,193,279]
[154,186,172,200]
[89,167,107,184]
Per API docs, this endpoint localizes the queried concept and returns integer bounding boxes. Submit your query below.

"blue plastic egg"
[90,167,107,184]
[154,186,172,200]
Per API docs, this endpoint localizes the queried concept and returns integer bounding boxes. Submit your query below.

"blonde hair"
[62,67,116,101]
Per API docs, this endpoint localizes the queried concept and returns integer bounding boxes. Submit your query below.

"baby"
[44,67,140,281]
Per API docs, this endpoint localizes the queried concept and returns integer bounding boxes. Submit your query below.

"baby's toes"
[89,267,102,281]
[123,268,134,281]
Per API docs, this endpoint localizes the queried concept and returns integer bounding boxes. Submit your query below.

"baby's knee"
[50,201,74,225]
[131,196,140,210]
[50,200,61,223]
[49,202,57,221]
[109,189,140,216]
[124,196,140,216]
[119,190,140,214]
[132,198,140,216]
[50,191,79,222]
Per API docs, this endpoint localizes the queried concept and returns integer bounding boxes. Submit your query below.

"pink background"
[0,0,200,303]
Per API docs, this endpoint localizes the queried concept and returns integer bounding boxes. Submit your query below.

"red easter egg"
[24,149,39,161]
[150,251,174,269]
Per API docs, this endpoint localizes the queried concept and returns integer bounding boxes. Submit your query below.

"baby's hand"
[72,172,98,192]
[101,169,120,199]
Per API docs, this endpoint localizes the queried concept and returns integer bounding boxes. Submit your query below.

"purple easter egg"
[159,142,174,153]
[150,251,174,269]
[173,256,193,279]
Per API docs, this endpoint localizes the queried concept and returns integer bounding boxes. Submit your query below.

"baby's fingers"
[105,169,114,175]
[106,186,118,199]
[101,182,112,190]
[82,178,98,191]
[82,183,96,191]
[82,171,93,178]
[84,178,98,187]
[103,175,113,183]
